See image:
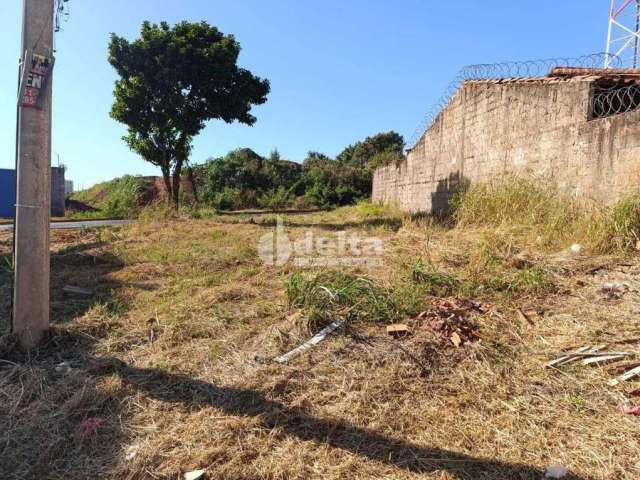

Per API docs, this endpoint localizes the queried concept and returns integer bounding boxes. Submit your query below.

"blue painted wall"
[0,168,17,218]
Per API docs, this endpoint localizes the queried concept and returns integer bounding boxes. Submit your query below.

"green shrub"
[210,187,246,211]
[191,132,404,212]
[71,175,144,219]
[257,186,292,210]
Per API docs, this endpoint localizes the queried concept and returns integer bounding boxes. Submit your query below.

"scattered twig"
[609,365,640,386]
[516,308,534,326]
[582,353,632,365]
[550,351,634,358]
[546,345,606,368]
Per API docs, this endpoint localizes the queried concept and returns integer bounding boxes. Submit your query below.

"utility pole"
[13,0,55,349]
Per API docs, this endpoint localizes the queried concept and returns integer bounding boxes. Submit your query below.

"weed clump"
[356,200,401,218]
[588,194,640,252]
[410,258,459,296]
[452,176,640,254]
[462,235,555,297]
[453,176,577,236]
[285,271,396,330]
[137,201,180,222]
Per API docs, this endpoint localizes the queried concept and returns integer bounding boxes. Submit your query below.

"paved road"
[0,219,134,231]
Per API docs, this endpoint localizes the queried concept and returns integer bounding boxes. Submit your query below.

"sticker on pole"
[20,54,52,109]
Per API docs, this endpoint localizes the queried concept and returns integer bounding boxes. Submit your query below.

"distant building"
[64,180,74,196]
[0,166,66,218]
[0,169,15,218]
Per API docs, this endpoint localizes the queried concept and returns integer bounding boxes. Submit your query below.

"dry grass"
[454,175,640,254]
[0,205,639,479]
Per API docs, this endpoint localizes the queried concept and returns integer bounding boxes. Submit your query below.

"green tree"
[336,131,405,169]
[108,21,270,208]
[298,152,370,208]
[204,148,267,192]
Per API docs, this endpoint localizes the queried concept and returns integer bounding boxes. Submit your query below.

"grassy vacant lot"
[1,184,640,479]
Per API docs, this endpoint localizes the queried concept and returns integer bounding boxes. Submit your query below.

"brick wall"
[372,78,640,213]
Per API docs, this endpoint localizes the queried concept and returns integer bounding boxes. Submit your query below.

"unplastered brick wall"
[373,78,640,213]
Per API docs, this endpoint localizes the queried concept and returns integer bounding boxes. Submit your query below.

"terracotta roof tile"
[464,67,640,86]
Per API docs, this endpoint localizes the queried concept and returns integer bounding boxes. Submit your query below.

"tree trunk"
[171,159,184,210]
[187,163,199,203]
[161,164,172,206]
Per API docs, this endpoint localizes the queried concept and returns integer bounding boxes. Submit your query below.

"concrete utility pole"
[14,0,55,349]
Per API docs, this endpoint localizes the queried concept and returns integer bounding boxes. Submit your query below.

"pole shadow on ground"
[88,358,591,480]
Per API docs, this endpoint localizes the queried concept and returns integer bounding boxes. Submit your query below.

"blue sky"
[0,1,609,188]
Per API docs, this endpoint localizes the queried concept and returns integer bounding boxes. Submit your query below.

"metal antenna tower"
[606,0,640,67]
[55,0,69,32]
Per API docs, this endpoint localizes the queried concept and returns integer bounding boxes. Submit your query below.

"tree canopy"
[191,131,405,211]
[108,21,270,207]
[336,131,405,169]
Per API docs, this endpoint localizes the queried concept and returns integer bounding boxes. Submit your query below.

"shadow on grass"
[0,324,595,480]
[244,216,406,232]
[0,230,147,478]
[0,330,130,479]
[50,240,128,324]
[219,210,459,233]
[0,236,129,335]
[216,208,323,216]
[76,358,589,480]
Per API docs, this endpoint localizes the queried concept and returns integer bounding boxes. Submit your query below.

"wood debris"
[63,285,94,297]
[606,360,640,374]
[516,308,534,326]
[601,282,630,300]
[184,470,206,480]
[609,365,640,386]
[547,342,640,387]
[581,353,632,365]
[546,345,606,368]
[628,387,640,397]
[275,320,344,363]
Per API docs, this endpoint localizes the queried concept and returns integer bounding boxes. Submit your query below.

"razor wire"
[407,53,623,149]
[592,83,640,118]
